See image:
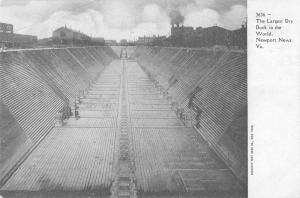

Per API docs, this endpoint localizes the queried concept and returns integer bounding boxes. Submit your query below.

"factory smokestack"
[169,10,184,26]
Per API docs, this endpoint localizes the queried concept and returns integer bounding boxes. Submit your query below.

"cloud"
[194,0,216,9]
[101,0,137,29]
[221,4,247,29]
[31,10,106,38]
[184,8,220,28]
[0,0,246,40]
[142,4,161,22]
[0,0,32,6]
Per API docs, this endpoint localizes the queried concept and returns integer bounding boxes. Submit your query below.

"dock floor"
[1,59,244,197]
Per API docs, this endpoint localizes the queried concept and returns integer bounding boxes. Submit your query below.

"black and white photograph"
[6,0,300,197]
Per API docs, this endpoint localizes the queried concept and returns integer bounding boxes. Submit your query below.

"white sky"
[0,0,246,41]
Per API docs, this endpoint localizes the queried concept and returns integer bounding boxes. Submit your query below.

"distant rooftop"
[53,25,89,37]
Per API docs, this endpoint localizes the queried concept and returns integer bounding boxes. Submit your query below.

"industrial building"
[105,39,117,45]
[51,26,106,46]
[170,23,247,49]
[136,35,168,46]
[52,26,92,46]
[0,22,37,49]
[92,37,105,45]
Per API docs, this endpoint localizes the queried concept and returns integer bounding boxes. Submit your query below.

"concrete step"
[118,176,131,182]
[118,190,131,197]
[119,185,130,191]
